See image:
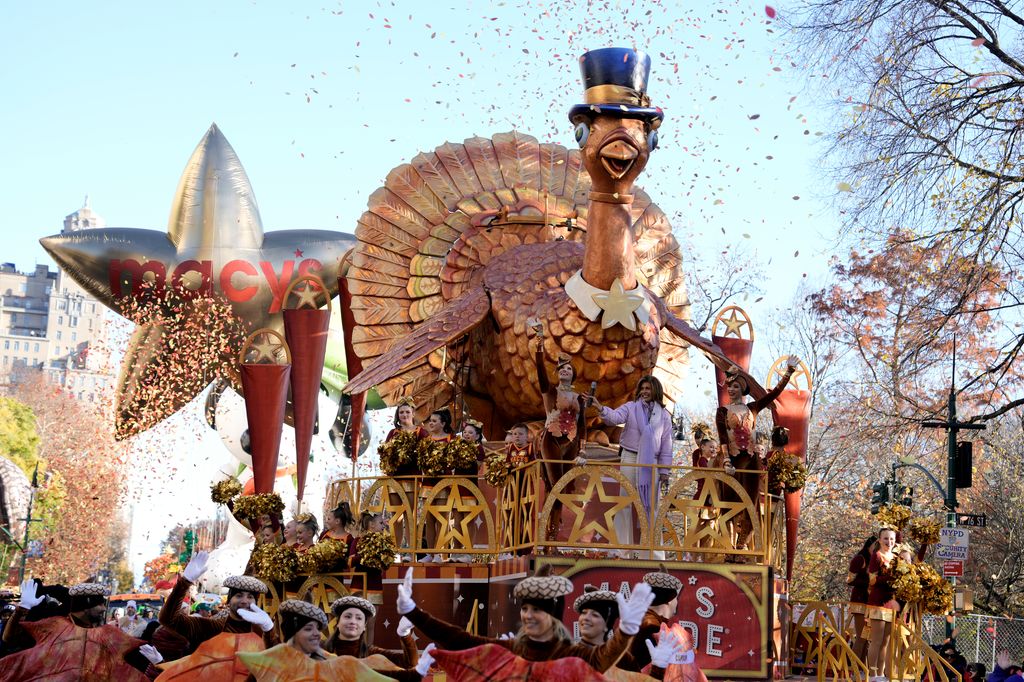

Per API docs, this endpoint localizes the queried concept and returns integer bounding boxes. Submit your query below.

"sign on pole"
[936,527,970,561]
[956,513,987,528]
[943,560,964,578]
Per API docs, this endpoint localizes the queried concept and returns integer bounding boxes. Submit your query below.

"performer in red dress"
[866,526,898,681]
[530,321,587,543]
[419,408,454,562]
[848,535,876,659]
[715,357,799,552]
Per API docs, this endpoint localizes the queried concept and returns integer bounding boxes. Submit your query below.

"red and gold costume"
[848,551,871,615]
[867,550,899,622]
[534,347,587,541]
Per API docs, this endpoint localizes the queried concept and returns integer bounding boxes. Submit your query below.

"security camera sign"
[936,527,970,561]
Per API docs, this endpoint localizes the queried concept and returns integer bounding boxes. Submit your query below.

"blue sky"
[2,0,845,576]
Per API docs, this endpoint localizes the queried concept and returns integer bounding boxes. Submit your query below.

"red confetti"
[971,37,985,47]
[765,5,777,19]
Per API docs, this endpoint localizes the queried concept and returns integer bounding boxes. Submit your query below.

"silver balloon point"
[168,123,264,254]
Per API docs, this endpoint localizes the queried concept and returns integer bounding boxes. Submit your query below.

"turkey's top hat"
[568,47,664,125]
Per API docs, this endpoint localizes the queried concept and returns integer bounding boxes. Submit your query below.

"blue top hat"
[568,47,664,125]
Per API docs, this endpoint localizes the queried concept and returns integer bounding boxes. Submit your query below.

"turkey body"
[461,240,662,426]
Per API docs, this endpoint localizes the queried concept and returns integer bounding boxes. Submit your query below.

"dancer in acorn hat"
[619,567,685,672]
[158,551,278,650]
[396,563,655,672]
[278,599,332,660]
[327,595,420,669]
[2,580,162,680]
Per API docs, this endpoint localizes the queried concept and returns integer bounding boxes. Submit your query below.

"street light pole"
[922,352,985,641]
[17,462,42,584]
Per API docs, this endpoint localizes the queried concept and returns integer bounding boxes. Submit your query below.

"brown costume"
[534,347,587,541]
[157,577,278,649]
[404,606,632,672]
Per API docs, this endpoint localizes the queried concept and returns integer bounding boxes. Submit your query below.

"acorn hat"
[573,587,620,630]
[643,569,683,607]
[68,583,110,611]
[223,575,268,597]
[569,47,664,126]
[331,595,376,620]
[278,599,328,640]
[514,566,574,617]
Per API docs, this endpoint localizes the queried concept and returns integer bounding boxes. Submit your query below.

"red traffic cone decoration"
[338,274,365,461]
[767,357,812,581]
[282,275,331,502]
[239,329,292,495]
[711,305,755,407]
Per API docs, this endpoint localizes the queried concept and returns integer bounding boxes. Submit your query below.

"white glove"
[182,550,209,583]
[646,625,684,668]
[19,579,44,610]
[617,583,655,636]
[237,604,274,632]
[785,355,802,372]
[397,616,414,637]
[415,643,436,676]
[139,644,164,665]
[498,631,516,640]
[397,567,416,615]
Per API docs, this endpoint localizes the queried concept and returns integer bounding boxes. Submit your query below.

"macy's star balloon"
[40,124,356,438]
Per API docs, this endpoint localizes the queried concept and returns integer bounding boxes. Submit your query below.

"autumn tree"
[787,0,1024,421]
[9,373,129,583]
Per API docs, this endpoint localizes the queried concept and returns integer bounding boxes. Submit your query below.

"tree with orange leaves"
[9,372,128,584]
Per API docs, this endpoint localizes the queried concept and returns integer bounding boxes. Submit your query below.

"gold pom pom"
[297,539,349,575]
[909,517,942,546]
[355,531,397,571]
[448,439,479,472]
[417,438,451,477]
[250,543,298,582]
[379,430,419,476]
[233,492,285,520]
[210,479,243,505]
[484,450,512,487]
[766,450,807,493]
[892,559,922,604]
[877,504,913,532]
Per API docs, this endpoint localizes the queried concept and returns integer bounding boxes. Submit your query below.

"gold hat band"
[583,84,651,107]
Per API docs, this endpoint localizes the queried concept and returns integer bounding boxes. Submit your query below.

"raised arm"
[599,401,632,426]
[748,356,800,414]
[534,344,550,395]
[397,568,505,652]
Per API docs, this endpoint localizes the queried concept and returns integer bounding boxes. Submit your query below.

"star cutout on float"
[688,576,698,585]
[592,277,646,331]
[557,473,634,544]
[38,124,355,438]
[720,308,749,337]
[293,282,321,308]
[249,336,281,364]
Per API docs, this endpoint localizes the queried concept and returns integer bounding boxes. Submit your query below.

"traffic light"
[870,481,889,514]
[897,485,914,507]
[956,441,973,489]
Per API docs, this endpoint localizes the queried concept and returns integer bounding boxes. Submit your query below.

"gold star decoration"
[720,308,750,338]
[293,282,321,309]
[591,278,646,331]
[248,332,284,364]
[557,470,636,545]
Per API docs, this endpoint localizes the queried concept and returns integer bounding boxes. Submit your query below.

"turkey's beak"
[599,138,639,180]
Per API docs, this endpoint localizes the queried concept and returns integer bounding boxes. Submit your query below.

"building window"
[13,341,19,351]
[58,315,63,325]
[70,316,78,327]
[71,332,77,342]
[56,331,62,341]
[3,340,7,350]
[33,343,39,352]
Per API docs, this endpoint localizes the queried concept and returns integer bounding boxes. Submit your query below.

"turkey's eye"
[574,122,590,148]
[647,129,659,151]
